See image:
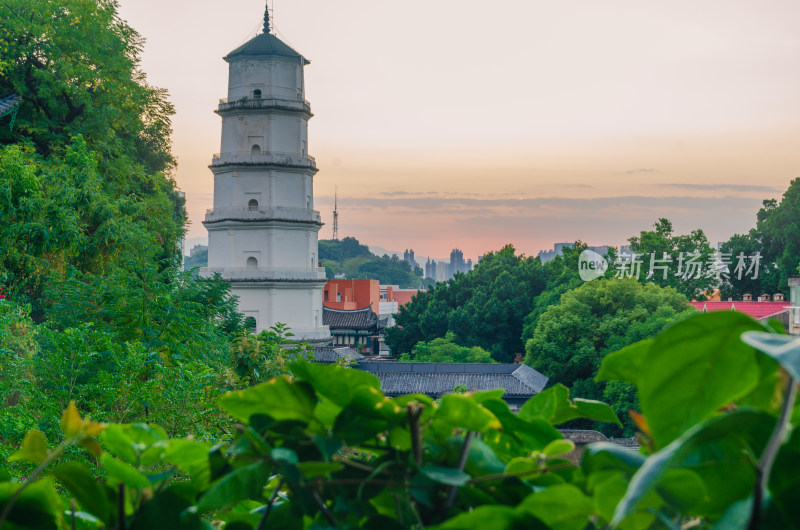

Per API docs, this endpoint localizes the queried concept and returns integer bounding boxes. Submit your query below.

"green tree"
[521,243,605,343]
[399,333,496,363]
[229,323,312,386]
[318,237,371,263]
[0,0,174,172]
[355,254,420,288]
[387,246,547,362]
[721,178,800,299]
[318,238,422,287]
[0,0,185,312]
[524,278,692,435]
[0,300,41,462]
[0,0,246,456]
[627,218,716,300]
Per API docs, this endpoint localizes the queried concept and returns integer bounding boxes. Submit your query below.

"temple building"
[201,6,329,343]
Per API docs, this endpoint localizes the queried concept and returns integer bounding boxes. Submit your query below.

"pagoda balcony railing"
[200,267,327,282]
[204,206,321,224]
[217,97,310,113]
[211,151,316,167]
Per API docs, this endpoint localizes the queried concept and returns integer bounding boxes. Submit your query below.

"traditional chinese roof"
[689,301,790,320]
[355,362,548,398]
[323,306,380,331]
[225,7,309,64]
[312,346,364,363]
[225,33,308,63]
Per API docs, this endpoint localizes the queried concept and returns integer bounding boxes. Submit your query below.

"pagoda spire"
[263,2,271,34]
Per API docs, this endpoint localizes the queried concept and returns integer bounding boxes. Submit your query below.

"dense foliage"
[398,333,495,363]
[0,0,174,173]
[0,0,246,463]
[0,0,182,311]
[386,246,549,362]
[319,237,423,288]
[319,237,372,264]
[626,218,716,300]
[524,278,693,436]
[520,244,590,343]
[2,312,799,529]
[722,178,800,298]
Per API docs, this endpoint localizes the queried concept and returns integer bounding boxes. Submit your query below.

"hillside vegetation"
[0,0,246,456]
[319,237,425,288]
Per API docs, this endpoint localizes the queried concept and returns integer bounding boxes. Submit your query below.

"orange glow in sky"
[117,0,800,261]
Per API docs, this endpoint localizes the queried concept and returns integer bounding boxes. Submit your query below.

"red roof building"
[689,301,790,320]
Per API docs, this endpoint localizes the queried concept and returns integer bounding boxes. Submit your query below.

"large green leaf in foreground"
[218,376,317,424]
[636,312,764,447]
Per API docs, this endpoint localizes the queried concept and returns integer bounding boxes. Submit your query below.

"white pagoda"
[202,6,330,343]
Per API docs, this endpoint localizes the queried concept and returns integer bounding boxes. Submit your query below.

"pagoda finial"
[263,2,271,33]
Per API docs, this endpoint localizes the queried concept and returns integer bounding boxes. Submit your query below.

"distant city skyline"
[119,0,800,259]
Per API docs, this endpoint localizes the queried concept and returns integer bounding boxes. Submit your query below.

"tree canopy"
[524,277,692,435]
[386,246,547,362]
[398,333,495,363]
[626,218,716,300]
[0,0,247,458]
[0,0,184,313]
[721,178,800,298]
[0,0,174,172]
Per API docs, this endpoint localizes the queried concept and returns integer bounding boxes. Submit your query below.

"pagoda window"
[251,144,261,155]
[252,89,262,99]
[248,199,259,210]
[246,256,258,268]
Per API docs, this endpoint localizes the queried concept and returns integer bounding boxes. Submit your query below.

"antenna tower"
[332,186,339,240]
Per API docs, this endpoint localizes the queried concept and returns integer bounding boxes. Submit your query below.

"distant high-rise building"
[538,242,574,263]
[538,242,613,263]
[466,258,473,272]
[425,258,437,279]
[403,249,418,270]
[435,261,449,282]
[450,248,466,277]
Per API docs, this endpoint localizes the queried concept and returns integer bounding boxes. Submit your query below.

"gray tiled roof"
[323,306,380,331]
[355,362,548,397]
[225,33,309,64]
[561,429,607,444]
[312,346,364,363]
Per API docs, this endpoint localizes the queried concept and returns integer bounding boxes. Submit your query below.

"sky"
[116,0,800,262]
